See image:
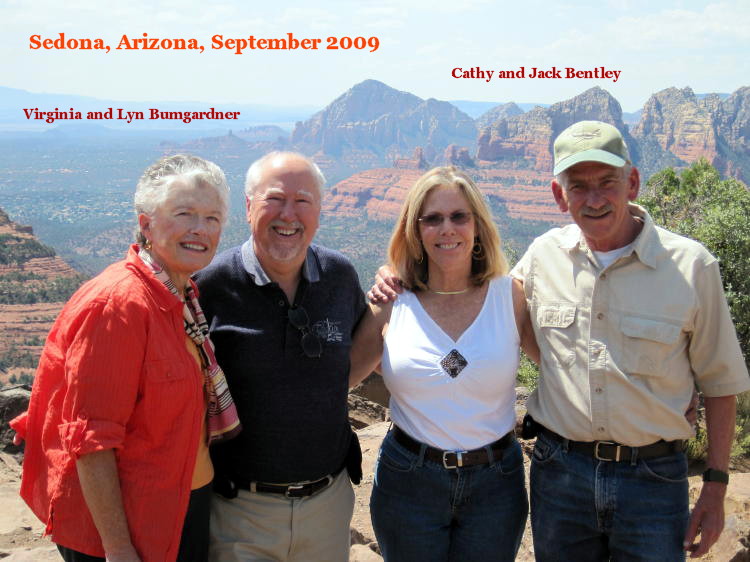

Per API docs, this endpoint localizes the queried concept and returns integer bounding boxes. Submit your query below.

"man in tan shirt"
[512,121,750,561]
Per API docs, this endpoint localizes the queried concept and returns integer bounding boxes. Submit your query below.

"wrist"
[702,468,729,485]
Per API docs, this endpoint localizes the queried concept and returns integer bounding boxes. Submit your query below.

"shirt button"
[600,273,607,280]
[278,300,285,307]
[596,312,605,320]
[598,426,605,433]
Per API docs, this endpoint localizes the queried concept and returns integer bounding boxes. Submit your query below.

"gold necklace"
[431,287,470,295]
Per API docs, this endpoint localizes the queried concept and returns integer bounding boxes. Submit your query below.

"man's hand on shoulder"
[367,265,403,303]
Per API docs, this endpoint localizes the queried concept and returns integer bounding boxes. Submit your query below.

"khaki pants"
[209,470,354,562]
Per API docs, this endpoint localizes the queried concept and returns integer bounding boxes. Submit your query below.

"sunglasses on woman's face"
[417,211,473,228]
[287,306,322,358]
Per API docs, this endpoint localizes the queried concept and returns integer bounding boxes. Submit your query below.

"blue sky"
[2,0,748,111]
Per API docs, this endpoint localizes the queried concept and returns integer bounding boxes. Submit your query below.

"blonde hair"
[387,166,508,291]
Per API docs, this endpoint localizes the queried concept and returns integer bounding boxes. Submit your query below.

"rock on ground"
[0,386,30,454]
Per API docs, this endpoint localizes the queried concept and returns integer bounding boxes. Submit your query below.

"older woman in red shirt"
[11,154,240,562]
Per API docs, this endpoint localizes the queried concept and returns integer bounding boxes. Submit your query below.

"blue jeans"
[530,430,689,562]
[370,429,528,562]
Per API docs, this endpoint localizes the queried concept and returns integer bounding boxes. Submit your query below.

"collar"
[240,236,320,286]
[558,204,660,269]
[628,204,660,269]
[125,244,186,311]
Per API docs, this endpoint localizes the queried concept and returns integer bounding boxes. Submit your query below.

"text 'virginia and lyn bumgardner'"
[22,107,240,124]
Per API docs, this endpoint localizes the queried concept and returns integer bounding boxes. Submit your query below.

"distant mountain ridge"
[290,80,477,177]
[318,83,749,227]
[289,80,749,183]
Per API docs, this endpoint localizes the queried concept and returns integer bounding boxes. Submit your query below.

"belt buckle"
[443,450,467,469]
[594,441,621,462]
[284,484,305,498]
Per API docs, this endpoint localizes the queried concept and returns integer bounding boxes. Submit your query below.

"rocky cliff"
[476,87,636,172]
[631,87,719,173]
[291,80,476,166]
[323,167,564,225]
[324,168,423,220]
[632,86,750,181]
[476,101,523,130]
[0,209,82,387]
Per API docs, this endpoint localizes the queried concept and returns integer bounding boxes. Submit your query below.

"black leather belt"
[250,475,334,498]
[393,426,514,469]
[216,470,338,499]
[540,427,686,462]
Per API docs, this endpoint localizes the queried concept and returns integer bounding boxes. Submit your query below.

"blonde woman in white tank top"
[350,167,539,562]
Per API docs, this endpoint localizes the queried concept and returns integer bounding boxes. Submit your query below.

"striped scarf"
[139,247,241,443]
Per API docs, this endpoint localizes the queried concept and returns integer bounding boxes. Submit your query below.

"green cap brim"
[553,148,627,176]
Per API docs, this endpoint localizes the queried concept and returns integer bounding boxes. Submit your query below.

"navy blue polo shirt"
[194,238,366,483]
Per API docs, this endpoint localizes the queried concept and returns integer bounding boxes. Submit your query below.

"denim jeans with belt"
[530,429,689,562]
[370,429,528,562]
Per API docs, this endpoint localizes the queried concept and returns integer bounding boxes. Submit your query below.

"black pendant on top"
[440,349,467,378]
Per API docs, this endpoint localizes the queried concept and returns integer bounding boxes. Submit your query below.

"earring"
[144,239,152,251]
[417,251,424,264]
[472,239,485,260]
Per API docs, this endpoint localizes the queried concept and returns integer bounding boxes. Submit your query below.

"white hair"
[555,162,632,186]
[134,154,230,245]
[244,151,325,199]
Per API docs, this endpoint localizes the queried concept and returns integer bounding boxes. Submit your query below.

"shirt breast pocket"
[619,316,682,376]
[536,303,577,367]
[144,358,188,383]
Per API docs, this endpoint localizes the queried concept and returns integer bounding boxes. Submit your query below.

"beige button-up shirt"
[513,204,750,446]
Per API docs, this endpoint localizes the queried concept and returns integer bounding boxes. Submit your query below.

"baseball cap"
[553,120,630,175]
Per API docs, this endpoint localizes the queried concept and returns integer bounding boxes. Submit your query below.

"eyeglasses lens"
[419,212,471,227]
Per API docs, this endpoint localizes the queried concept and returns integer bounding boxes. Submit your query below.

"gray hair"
[555,162,633,187]
[244,151,325,199]
[134,154,230,245]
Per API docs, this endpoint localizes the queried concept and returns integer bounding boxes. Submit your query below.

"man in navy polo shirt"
[195,151,365,561]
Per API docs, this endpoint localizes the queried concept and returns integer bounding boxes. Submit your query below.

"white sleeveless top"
[381,276,520,450]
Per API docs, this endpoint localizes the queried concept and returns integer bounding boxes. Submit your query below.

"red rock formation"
[0,210,78,278]
[323,167,565,225]
[476,87,632,173]
[443,145,475,167]
[631,87,718,164]
[291,80,476,164]
[0,208,81,385]
[393,147,427,170]
[476,102,524,130]
[324,168,423,220]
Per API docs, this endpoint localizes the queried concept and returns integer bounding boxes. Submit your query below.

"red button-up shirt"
[11,246,204,561]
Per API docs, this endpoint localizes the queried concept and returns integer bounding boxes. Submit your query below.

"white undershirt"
[593,242,634,269]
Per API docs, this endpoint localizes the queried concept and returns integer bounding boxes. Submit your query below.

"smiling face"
[418,184,476,280]
[552,161,641,251]
[139,179,224,290]
[246,154,321,272]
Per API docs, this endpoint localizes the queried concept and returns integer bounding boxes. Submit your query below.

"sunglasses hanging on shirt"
[288,305,323,358]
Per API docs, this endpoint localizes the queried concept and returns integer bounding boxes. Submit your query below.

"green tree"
[640,159,750,460]
[639,159,750,359]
